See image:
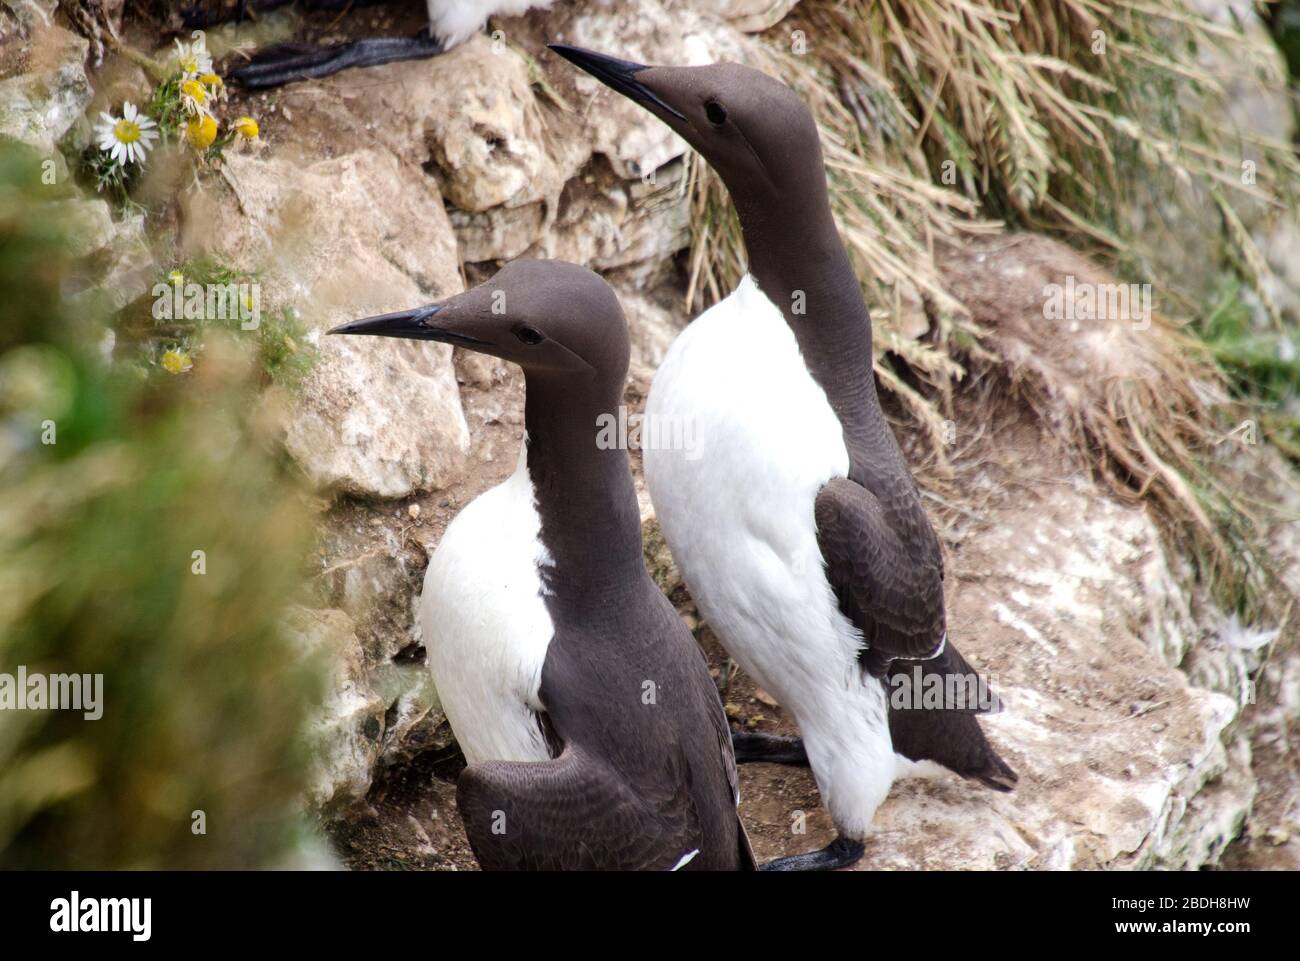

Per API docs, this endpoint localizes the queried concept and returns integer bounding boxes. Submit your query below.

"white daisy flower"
[95,102,159,167]
[173,34,213,78]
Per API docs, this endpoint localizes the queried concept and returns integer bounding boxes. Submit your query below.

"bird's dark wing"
[814,477,946,676]
[456,745,700,871]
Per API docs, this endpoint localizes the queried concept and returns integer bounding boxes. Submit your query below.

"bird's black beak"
[548,44,686,122]
[327,304,489,348]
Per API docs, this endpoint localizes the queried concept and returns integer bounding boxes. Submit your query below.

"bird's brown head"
[328,259,628,383]
[549,45,825,220]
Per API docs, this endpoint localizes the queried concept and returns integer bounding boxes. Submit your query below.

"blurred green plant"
[1266,0,1300,80]
[146,73,189,141]
[1198,275,1300,462]
[0,144,324,869]
[113,255,317,390]
[79,146,139,208]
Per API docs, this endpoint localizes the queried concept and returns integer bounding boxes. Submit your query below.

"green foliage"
[79,146,137,205]
[1200,278,1300,402]
[1197,276,1300,463]
[1268,0,1300,80]
[256,306,315,390]
[0,145,323,868]
[113,255,318,390]
[169,257,318,389]
[146,73,188,143]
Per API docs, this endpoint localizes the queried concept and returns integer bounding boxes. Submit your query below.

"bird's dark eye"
[705,101,727,126]
[514,325,544,345]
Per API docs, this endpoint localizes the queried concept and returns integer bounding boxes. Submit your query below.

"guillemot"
[199,0,554,88]
[552,46,1017,871]
[329,260,753,871]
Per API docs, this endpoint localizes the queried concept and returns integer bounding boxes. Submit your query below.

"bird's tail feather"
[885,641,1017,790]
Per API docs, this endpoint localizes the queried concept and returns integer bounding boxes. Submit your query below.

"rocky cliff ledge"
[9,0,1296,869]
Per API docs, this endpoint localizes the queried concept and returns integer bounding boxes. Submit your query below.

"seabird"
[552,46,1018,871]
[187,0,554,88]
[328,260,754,871]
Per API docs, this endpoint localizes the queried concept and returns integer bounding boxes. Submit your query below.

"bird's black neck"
[522,371,645,607]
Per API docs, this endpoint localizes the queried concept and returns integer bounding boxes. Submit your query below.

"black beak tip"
[325,304,444,339]
[547,42,648,78]
[546,42,582,65]
[547,43,685,122]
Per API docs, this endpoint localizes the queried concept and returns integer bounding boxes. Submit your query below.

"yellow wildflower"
[186,114,218,150]
[160,349,192,374]
[180,78,207,115]
[200,73,227,103]
[233,116,260,140]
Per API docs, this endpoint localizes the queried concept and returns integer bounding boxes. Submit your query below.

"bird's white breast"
[643,276,895,836]
[427,0,555,48]
[421,442,554,766]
